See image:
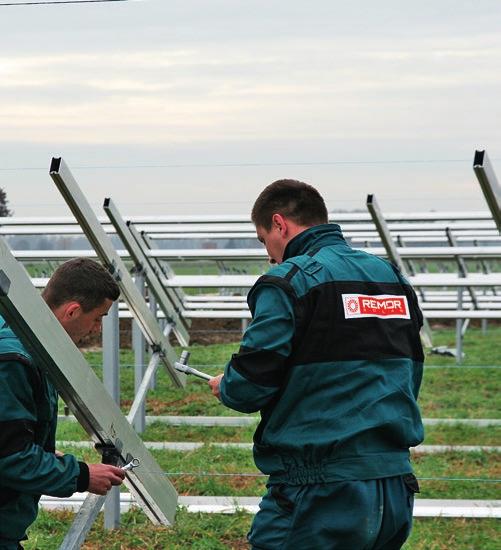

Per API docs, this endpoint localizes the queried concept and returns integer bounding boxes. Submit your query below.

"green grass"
[404,518,501,550]
[143,423,257,443]
[56,421,258,443]
[25,510,501,550]
[425,326,501,367]
[424,425,501,446]
[419,367,501,418]
[27,508,251,550]
[54,441,501,500]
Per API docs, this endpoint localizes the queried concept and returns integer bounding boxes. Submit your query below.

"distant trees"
[0,188,12,217]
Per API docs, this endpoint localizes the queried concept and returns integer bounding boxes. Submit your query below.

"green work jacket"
[0,316,87,546]
[220,224,424,485]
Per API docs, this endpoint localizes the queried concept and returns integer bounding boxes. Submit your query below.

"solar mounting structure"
[0,236,179,546]
[49,157,187,388]
[102,196,189,342]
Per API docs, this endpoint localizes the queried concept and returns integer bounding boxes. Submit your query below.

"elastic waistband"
[267,452,412,485]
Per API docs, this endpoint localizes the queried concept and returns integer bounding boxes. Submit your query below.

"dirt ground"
[81,318,243,350]
[181,318,244,345]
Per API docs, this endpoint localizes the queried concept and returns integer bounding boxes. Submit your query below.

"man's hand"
[208,374,224,400]
[87,464,125,496]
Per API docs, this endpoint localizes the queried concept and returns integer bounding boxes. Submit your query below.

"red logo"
[342,294,410,319]
[346,298,359,314]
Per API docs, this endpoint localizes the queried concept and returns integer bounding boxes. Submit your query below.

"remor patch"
[342,294,410,319]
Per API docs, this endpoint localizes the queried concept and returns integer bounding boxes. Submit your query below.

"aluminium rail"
[10,245,501,262]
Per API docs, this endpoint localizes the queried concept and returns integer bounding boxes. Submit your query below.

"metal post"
[456,287,464,365]
[446,227,478,310]
[102,300,120,529]
[132,272,146,433]
[461,318,470,338]
[474,238,492,335]
[241,318,249,335]
[149,293,158,390]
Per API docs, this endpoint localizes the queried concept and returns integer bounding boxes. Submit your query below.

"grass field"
[24,510,501,550]
[25,326,501,549]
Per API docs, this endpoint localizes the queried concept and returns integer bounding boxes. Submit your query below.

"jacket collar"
[283,223,345,261]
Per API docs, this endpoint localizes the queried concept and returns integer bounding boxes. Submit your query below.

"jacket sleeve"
[220,283,295,413]
[0,358,84,497]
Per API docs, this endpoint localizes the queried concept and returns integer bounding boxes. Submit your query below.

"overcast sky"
[0,0,500,218]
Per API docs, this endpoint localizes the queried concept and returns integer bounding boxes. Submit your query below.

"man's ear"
[271,213,288,237]
[60,301,82,321]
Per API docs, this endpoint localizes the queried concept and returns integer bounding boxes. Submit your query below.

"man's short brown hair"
[42,258,120,312]
[251,179,328,231]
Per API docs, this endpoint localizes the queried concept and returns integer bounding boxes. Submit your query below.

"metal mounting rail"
[49,157,185,388]
[103,197,189,346]
[474,150,501,233]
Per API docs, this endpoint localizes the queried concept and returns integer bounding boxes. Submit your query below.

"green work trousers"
[249,474,419,550]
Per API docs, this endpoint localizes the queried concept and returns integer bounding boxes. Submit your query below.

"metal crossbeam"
[0,237,178,526]
[150,272,501,289]
[0,211,496,226]
[49,157,185,388]
[9,245,501,262]
[2,224,500,239]
[127,325,172,426]
[103,198,189,346]
[474,150,501,232]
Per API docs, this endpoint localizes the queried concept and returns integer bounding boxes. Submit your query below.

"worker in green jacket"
[209,180,424,549]
[0,258,126,550]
